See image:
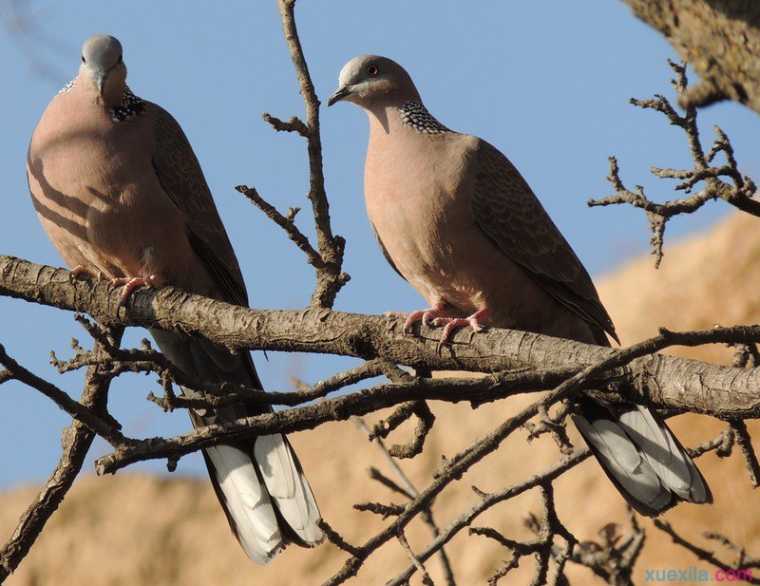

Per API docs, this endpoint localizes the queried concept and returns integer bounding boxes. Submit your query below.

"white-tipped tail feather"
[150,329,323,562]
[254,434,323,543]
[205,444,283,563]
[618,406,708,502]
[573,404,710,515]
[206,437,323,563]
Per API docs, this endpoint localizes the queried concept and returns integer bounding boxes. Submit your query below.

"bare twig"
[236,184,324,269]
[565,513,643,586]
[264,0,349,308]
[687,428,735,459]
[352,502,405,519]
[0,328,123,581]
[0,344,125,443]
[397,529,434,586]
[728,420,760,487]
[357,418,456,585]
[589,60,760,266]
[318,519,362,557]
[653,520,760,585]
[371,400,436,459]
[386,451,591,586]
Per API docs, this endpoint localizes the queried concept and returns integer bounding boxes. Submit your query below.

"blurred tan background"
[2,212,759,585]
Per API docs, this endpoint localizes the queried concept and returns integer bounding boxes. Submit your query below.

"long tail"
[572,400,711,515]
[151,329,323,562]
[200,432,322,562]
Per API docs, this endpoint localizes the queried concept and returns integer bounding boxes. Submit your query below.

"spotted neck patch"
[398,101,450,134]
[111,87,146,122]
[57,79,145,122]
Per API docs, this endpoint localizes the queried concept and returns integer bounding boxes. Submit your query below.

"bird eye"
[81,55,86,63]
[367,64,379,77]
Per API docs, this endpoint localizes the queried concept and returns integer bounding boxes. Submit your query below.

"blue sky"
[1,1,758,488]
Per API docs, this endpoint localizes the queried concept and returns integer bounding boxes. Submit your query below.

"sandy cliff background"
[2,213,759,585]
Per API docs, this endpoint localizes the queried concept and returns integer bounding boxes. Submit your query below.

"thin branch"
[357,418,456,585]
[728,420,760,488]
[371,400,436,459]
[589,60,760,266]
[236,184,324,269]
[271,0,348,308]
[396,529,434,586]
[653,520,760,585]
[386,451,591,586]
[318,519,362,557]
[352,502,404,519]
[0,344,125,444]
[53,331,395,411]
[261,112,309,137]
[563,512,643,586]
[367,466,413,500]
[687,428,735,459]
[0,328,123,581]
[486,552,521,586]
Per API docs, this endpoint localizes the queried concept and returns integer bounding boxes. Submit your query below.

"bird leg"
[111,275,158,307]
[432,308,491,348]
[401,302,450,333]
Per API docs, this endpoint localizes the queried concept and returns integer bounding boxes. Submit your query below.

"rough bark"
[622,0,760,112]
[3,255,760,419]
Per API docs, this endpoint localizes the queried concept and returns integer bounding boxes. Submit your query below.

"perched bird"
[27,34,323,561]
[328,55,711,515]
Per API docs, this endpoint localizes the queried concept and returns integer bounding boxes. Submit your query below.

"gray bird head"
[79,34,127,104]
[328,55,419,108]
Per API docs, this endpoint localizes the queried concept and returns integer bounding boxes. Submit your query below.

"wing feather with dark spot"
[151,104,248,308]
[470,139,618,343]
[150,105,262,387]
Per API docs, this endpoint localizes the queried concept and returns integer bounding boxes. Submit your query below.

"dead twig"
[589,60,760,267]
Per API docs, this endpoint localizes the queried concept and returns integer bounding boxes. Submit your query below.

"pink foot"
[111,275,157,307]
[402,302,448,333]
[433,308,491,349]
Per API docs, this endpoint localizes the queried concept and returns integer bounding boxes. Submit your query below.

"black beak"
[327,86,351,107]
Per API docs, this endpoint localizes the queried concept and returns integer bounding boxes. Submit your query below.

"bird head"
[328,55,419,108]
[79,34,127,106]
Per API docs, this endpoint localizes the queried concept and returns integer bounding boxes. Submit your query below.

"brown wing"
[151,105,261,388]
[151,104,248,307]
[470,139,618,343]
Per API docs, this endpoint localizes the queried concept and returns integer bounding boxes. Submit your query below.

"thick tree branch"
[621,1,760,114]
[3,256,760,419]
